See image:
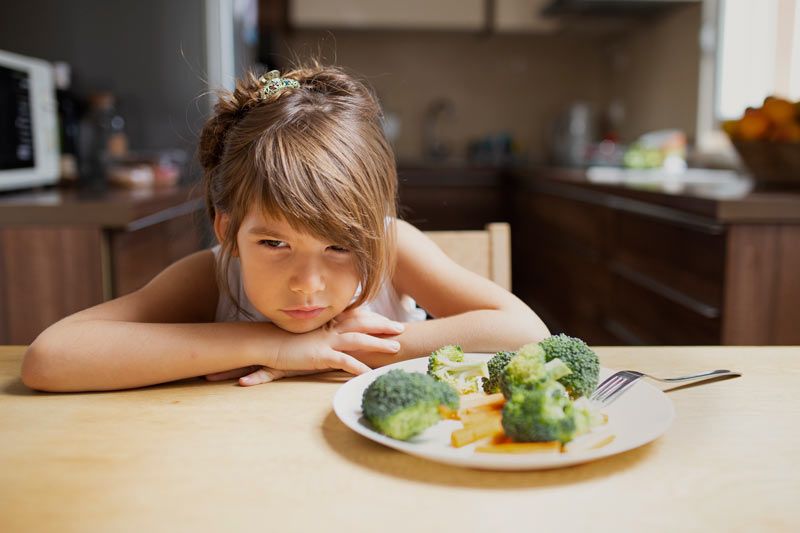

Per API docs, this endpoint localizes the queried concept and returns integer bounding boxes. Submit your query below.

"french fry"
[457,393,506,420]
[437,405,459,420]
[475,441,562,454]
[459,392,505,411]
[459,409,502,427]
[451,416,504,448]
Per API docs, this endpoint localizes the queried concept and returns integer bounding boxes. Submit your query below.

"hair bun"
[198,72,264,171]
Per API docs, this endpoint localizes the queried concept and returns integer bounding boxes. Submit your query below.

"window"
[697,0,800,152]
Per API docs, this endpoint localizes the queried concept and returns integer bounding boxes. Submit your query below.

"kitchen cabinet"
[290,0,485,30]
[397,164,512,231]
[289,0,486,31]
[513,168,800,345]
[0,185,210,344]
[494,0,560,33]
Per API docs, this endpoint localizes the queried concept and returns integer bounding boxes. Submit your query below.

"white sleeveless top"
[211,244,427,324]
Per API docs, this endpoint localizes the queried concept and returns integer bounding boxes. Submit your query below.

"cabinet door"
[110,211,208,297]
[0,226,105,344]
[291,0,484,30]
[495,0,560,33]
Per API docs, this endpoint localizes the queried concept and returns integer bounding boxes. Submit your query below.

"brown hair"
[198,60,398,317]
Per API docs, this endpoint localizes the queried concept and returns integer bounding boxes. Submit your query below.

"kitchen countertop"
[517,167,800,223]
[0,183,204,228]
[1,345,797,531]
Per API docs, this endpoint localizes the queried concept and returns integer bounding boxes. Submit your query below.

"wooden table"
[1,345,798,532]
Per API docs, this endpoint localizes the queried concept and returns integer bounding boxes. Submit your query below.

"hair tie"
[258,70,300,100]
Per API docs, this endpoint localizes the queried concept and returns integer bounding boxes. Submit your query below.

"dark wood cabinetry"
[397,164,512,231]
[397,164,800,345]
[512,171,800,345]
[0,185,210,344]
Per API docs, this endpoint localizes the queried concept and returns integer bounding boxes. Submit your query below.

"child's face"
[234,208,360,333]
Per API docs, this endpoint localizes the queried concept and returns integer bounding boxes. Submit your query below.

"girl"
[21,62,549,392]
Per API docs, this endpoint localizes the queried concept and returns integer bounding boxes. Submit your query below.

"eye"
[258,239,287,248]
[328,245,350,254]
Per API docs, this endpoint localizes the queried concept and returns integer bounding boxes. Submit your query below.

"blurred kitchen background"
[1,0,798,347]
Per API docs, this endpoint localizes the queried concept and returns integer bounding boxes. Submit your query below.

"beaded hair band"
[257,70,300,100]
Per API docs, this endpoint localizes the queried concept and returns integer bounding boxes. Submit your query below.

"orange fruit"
[762,96,796,125]
[771,122,800,142]
[738,108,770,140]
[721,119,739,138]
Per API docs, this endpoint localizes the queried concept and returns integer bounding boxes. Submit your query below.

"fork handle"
[657,369,740,383]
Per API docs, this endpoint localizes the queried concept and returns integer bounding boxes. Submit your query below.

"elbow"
[21,337,65,392]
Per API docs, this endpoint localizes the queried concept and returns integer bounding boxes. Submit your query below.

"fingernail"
[390,341,401,351]
[392,322,405,332]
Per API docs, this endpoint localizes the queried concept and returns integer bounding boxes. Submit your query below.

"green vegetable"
[501,381,577,443]
[361,369,459,441]
[481,351,515,394]
[572,397,605,437]
[538,334,600,399]
[500,343,572,398]
[427,345,489,394]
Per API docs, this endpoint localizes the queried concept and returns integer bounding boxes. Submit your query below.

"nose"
[288,260,326,295]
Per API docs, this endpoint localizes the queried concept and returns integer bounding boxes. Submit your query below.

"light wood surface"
[1,345,798,532]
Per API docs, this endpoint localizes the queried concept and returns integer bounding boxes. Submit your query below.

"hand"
[328,306,406,362]
[205,366,320,386]
[219,308,406,386]
[249,308,403,381]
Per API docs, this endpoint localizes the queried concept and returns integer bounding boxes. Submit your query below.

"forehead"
[241,207,321,240]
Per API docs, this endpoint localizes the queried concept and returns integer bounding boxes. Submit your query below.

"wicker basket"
[732,140,800,185]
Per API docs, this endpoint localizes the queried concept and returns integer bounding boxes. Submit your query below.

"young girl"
[21,62,549,392]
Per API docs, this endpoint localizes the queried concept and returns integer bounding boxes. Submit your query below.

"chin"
[273,318,327,334]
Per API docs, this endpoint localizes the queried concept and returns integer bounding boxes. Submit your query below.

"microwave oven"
[0,49,59,192]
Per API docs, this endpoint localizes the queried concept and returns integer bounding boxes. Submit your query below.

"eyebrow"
[247,226,288,238]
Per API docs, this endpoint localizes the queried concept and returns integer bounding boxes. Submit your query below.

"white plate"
[333,354,675,470]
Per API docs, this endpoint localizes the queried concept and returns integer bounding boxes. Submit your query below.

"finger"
[278,369,326,378]
[336,332,401,354]
[324,351,372,375]
[239,367,275,387]
[205,366,261,381]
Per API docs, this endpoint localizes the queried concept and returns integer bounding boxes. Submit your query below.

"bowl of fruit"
[723,96,800,186]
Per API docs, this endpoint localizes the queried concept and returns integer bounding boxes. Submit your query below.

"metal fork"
[590,369,741,406]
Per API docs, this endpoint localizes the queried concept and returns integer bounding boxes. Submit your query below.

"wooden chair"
[423,222,511,291]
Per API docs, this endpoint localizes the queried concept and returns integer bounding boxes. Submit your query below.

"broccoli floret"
[572,396,605,437]
[538,334,600,400]
[481,351,515,394]
[501,381,577,443]
[499,343,572,398]
[427,345,489,394]
[361,369,459,441]
[500,343,545,397]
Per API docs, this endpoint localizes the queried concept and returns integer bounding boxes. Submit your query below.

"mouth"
[281,306,327,320]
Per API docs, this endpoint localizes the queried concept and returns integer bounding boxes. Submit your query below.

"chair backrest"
[423,222,511,291]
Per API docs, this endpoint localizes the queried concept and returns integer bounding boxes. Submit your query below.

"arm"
[21,251,392,392]
[21,251,272,391]
[357,220,550,367]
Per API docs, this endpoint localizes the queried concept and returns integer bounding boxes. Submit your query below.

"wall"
[281,4,703,161]
[280,30,615,162]
[0,0,210,155]
[610,4,702,142]
[0,2,703,162]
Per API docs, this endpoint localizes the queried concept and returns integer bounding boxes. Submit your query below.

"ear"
[213,212,238,256]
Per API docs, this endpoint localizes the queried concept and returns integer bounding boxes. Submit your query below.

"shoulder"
[391,219,451,295]
[393,218,439,253]
[90,249,219,324]
[143,249,219,314]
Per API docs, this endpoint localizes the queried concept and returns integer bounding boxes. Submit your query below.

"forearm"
[22,320,287,392]
[359,308,550,368]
